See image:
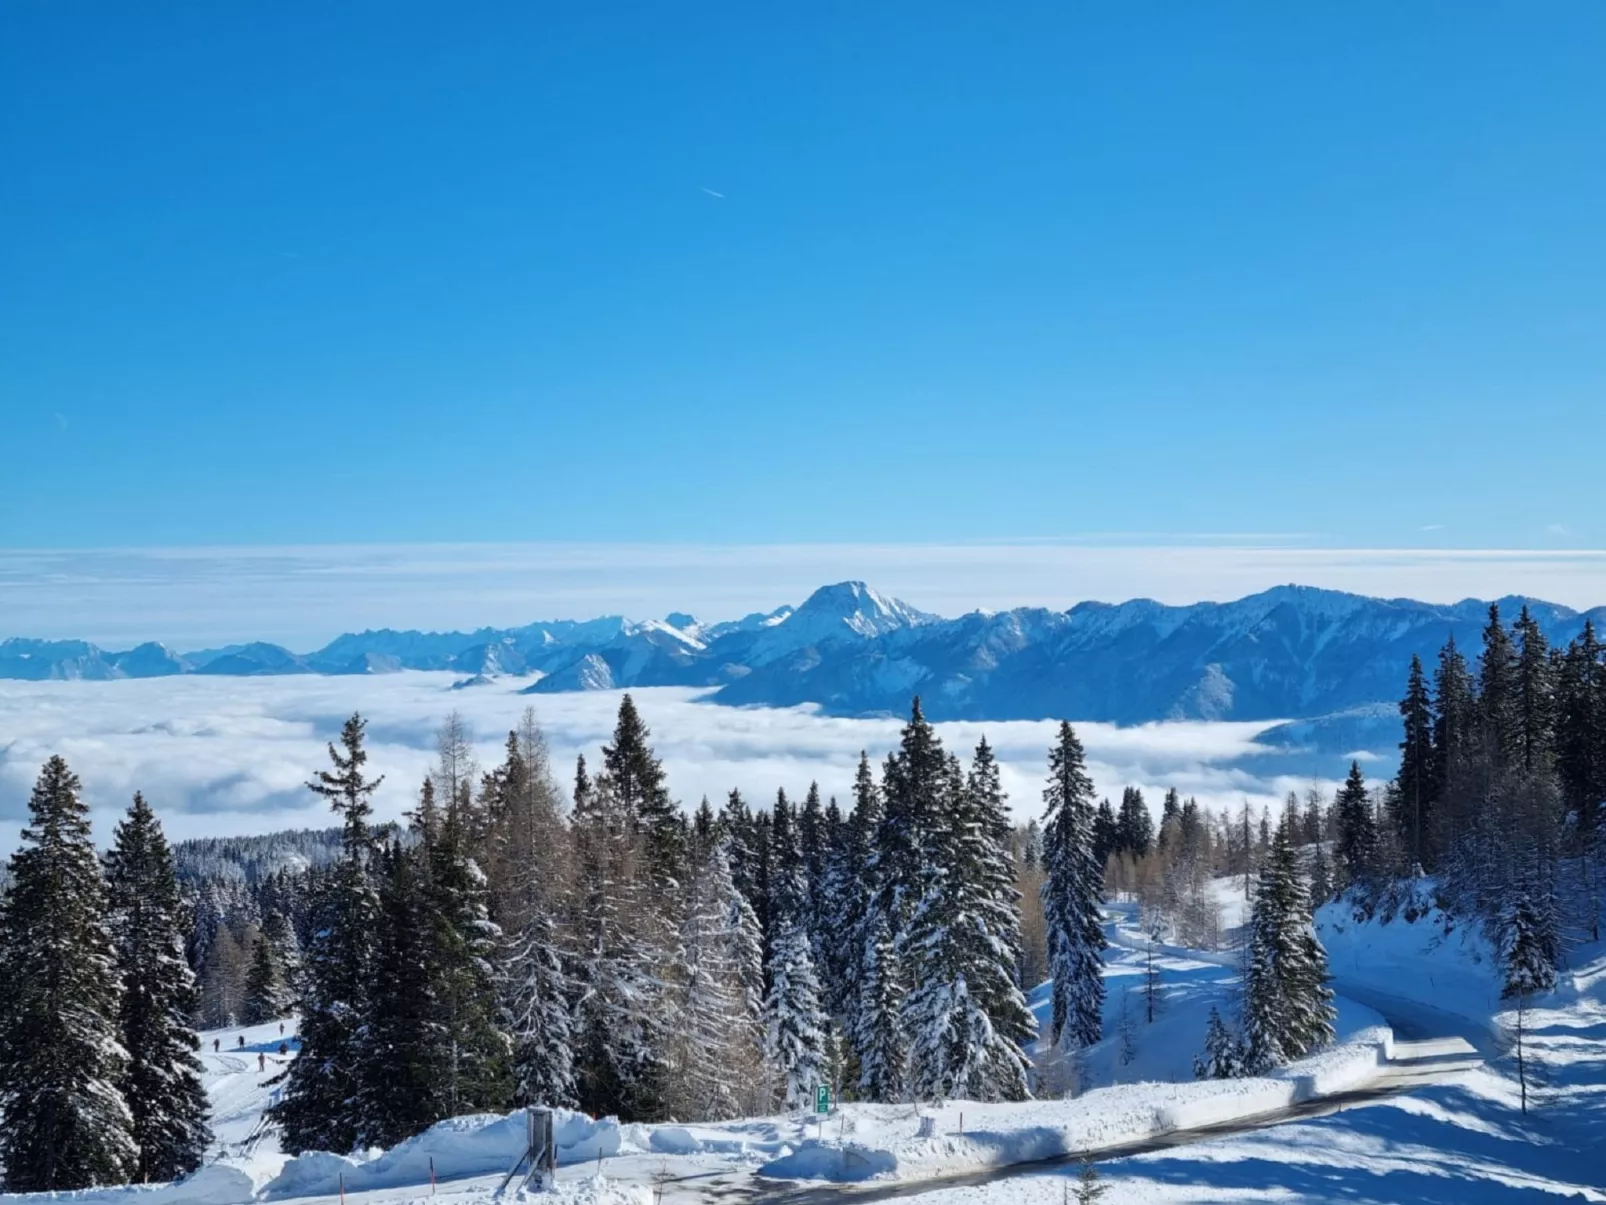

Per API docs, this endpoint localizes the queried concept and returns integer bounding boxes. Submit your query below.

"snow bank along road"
[718,998,1481,1205]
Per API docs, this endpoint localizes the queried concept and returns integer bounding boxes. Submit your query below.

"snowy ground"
[8,890,1581,1205]
[904,897,1604,1205]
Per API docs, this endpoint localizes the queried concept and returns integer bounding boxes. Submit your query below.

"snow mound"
[261,1109,620,1199]
[0,1164,258,1205]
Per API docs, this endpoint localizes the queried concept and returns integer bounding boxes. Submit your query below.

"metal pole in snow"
[338,1173,345,1205]
[429,1156,436,1195]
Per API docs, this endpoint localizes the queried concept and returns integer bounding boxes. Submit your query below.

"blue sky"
[2,2,1602,550]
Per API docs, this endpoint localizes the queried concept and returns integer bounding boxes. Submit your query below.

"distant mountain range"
[4,582,1603,730]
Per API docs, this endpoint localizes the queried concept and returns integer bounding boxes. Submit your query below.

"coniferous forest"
[0,600,1600,1182]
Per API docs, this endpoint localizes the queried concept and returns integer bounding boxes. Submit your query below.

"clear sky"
[2,2,1602,550]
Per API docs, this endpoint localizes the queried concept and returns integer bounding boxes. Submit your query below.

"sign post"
[814,1084,831,1115]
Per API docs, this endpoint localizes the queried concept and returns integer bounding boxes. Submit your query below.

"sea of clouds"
[0,675,1340,851]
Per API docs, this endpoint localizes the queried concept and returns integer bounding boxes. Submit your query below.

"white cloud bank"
[2,542,1603,648]
[0,675,1337,852]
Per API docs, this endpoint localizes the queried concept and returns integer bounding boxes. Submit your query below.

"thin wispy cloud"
[2,543,1603,649]
[699,186,725,199]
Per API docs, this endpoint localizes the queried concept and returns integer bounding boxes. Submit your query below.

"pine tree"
[272,713,383,1155]
[1432,635,1477,812]
[241,911,294,1025]
[1514,606,1556,775]
[1500,883,1556,1116]
[570,775,666,1120]
[0,758,138,1189]
[1041,722,1106,1053]
[1116,787,1154,858]
[1397,654,1435,871]
[966,739,1038,1072]
[506,900,577,1109]
[1479,604,1522,770]
[104,793,213,1182]
[1157,789,1182,854]
[874,699,947,936]
[764,786,829,1110]
[604,694,683,889]
[1241,818,1336,1073]
[903,750,1031,1102]
[355,842,449,1149]
[1333,761,1378,899]
[425,793,513,1118]
[1091,798,1119,870]
[1193,1007,1245,1080]
[854,912,907,1103]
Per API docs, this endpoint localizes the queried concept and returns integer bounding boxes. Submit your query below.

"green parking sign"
[815,1084,831,1114]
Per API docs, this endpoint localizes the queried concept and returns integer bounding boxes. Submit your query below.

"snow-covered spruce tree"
[1241,818,1336,1074]
[1041,722,1106,1054]
[570,771,668,1120]
[241,911,295,1025]
[1332,761,1378,901]
[966,738,1038,1079]
[505,900,576,1109]
[1193,1006,1245,1080]
[855,911,907,1102]
[604,694,684,891]
[1500,880,1556,1115]
[355,841,449,1149]
[0,757,138,1190]
[105,793,212,1181]
[903,747,1033,1102]
[271,713,383,1155]
[764,788,830,1110]
[1396,654,1436,872]
[425,792,513,1118]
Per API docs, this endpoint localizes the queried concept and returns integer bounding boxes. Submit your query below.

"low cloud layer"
[0,676,1341,851]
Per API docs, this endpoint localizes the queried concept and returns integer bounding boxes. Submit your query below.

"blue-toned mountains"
[4,581,1602,728]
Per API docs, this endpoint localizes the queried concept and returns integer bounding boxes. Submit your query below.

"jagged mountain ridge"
[4,581,1603,725]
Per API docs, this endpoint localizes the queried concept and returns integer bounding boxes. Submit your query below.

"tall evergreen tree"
[1479,604,1521,770]
[1396,654,1436,871]
[1091,799,1119,870]
[241,911,294,1025]
[0,758,138,1190]
[355,842,448,1149]
[903,747,1032,1102]
[1241,818,1335,1072]
[1514,606,1556,775]
[272,713,383,1155]
[1115,787,1154,858]
[763,786,829,1109]
[874,699,947,936]
[570,775,666,1120]
[1558,621,1606,836]
[1333,761,1378,898]
[1041,722,1106,1052]
[604,694,683,888]
[105,793,212,1182]
[425,792,513,1118]
[854,912,906,1103]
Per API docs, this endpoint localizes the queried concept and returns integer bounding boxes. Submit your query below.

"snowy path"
[701,1031,1479,1204]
